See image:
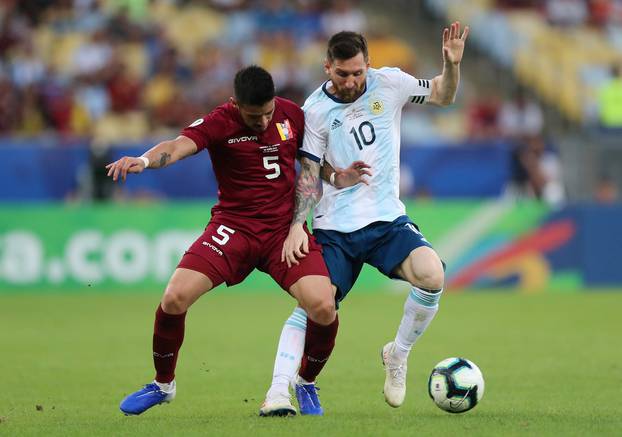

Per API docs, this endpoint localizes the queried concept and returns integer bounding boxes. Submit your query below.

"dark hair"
[327,31,368,62]
[234,65,275,106]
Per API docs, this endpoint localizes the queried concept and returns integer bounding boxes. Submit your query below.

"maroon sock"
[152,304,186,383]
[299,314,339,382]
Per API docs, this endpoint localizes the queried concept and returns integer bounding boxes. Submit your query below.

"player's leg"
[260,305,308,417]
[153,267,216,384]
[382,245,444,405]
[120,221,250,416]
[260,275,336,417]
[292,232,360,415]
[293,228,360,390]
[367,217,444,407]
[392,246,444,360]
[120,267,216,415]
[260,226,345,416]
[288,275,337,416]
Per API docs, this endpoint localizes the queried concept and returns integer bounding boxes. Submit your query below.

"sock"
[299,314,339,383]
[153,304,186,383]
[154,380,175,393]
[393,287,442,362]
[267,307,307,398]
[297,376,312,385]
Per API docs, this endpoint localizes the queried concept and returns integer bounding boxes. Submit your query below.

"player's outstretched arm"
[428,21,469,107]
[321,160,372,188]
[281,157,322,268]
[105,135,198,182]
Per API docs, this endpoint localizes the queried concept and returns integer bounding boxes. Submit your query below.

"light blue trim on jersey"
[409,287,442,308]
[285,307,307,331]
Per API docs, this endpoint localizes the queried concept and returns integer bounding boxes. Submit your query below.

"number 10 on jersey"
[349,121,376,150]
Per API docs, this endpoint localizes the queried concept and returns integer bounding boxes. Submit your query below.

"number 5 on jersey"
[212,225,235,245]
[263,156,280,179]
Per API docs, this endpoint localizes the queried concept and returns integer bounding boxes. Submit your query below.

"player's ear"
[323,58,331,75]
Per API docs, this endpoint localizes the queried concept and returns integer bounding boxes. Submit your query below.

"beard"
[335,84,365,102]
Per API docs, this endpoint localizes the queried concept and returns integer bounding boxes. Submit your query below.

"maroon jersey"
[181,97,304,236]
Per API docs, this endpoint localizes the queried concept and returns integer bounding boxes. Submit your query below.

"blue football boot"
[295,378,323,416]
[119,381,176,415]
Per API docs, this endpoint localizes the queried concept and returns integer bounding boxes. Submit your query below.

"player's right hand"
[281,223,309,268]
[105,156,147,182]
[334,160,372,188]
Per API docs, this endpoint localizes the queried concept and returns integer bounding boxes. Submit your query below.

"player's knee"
[161,285,191,314]
[409,253,444,290]
[306,298,336,325]
[414,264,445,290]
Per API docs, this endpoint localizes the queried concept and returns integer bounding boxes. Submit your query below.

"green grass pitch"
[1,290,621,436]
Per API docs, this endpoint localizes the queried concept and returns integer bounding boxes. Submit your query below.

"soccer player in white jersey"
[259,23,469,416]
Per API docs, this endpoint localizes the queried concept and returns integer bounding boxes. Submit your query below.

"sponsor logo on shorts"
[202,241,223,256]
[405,223,429,242]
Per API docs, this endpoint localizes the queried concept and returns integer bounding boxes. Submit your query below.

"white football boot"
[259,390,297,417]
[381,342,407,407]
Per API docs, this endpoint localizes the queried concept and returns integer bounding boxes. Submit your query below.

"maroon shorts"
[177,220,329,291]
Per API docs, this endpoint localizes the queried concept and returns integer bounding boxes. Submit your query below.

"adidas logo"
[330,119,343,130]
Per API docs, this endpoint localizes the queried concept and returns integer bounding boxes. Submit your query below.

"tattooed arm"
[281,157,322,267]
[293,157,323,224]
[105,135,197,182]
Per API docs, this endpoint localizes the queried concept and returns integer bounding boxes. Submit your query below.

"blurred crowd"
[0,0,373,143]
[495,0,622,128]
[496,0,622,28]
[466,86,564,206]
[2,0,618,204]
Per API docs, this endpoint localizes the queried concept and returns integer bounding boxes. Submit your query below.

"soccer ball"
[428,357,484,413]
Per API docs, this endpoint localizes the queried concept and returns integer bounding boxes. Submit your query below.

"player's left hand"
[281,223,309,268]
[442,21,469,65]
[333,160,372,188]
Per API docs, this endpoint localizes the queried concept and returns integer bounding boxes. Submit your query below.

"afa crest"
[370,99,384,115]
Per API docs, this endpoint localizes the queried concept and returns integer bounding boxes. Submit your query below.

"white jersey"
[301,67,432,233]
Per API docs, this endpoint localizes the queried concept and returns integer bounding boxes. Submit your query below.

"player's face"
[235,99,276,132]
[325,52,369,103]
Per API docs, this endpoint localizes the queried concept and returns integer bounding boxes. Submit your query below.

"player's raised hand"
[105,156,147,182]
[281,223,309,268]
[442,21,469,65]
[333,160,372,188]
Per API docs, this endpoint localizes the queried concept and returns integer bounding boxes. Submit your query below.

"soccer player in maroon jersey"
[106,66,368,416]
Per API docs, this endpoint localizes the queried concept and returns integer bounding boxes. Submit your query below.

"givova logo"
[228,136,258,144]
[0,230,198,286]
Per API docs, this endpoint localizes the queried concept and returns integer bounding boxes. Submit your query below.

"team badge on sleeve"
[276,119,293,141]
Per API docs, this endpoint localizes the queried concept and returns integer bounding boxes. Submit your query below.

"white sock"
[266,307,306,398]
[154,380,175,393]
[393,287,442,362]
